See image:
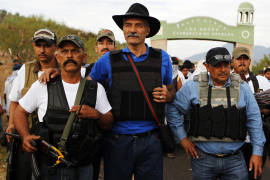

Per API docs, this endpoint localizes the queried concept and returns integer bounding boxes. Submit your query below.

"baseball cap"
[96,29,115,42]
[206,47,232,66]
[232,47,250,59]
[171,57,179,65]
[33,28,57,45]
[58,35,84,50]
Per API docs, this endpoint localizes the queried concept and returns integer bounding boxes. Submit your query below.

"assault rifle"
[4,132,73,166]
[4,132,73,179]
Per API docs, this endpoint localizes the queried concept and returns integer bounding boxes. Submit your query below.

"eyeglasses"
[209,55,231,62]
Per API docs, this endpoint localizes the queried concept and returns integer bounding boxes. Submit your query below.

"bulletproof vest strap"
[58,78,86,152]
[206,85,231,108]
[247,71,259,93]
[207,86,212,106]
[226,86,231,108]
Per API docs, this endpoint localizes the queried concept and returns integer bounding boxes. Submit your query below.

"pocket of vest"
[211,105,225,139]
[198,105,212,138]
[190,104,200,136]
[238,107,247,140]
[225,105,239,140]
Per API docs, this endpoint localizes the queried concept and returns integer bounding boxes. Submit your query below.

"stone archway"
[151,2,255,60]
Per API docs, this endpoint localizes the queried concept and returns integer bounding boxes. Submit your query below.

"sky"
[1,0,270,59]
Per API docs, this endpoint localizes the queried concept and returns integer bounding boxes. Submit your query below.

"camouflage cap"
[33,28,57,45]
[232,47,250,59]
[58,35,84,50]
[96,29,115,42]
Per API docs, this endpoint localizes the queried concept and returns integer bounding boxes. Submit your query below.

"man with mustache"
[6,29,58,138]
[89,3,175,180]
[232,47,270,93]
[95,29,116,59]
[13,35,113,180]
[232,46,270,180]
[5,28,58,179]
[167,47,265,180]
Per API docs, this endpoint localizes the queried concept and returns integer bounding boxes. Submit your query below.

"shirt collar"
[122,43,149,58]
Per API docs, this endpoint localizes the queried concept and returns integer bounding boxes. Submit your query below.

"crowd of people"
[0,2,269,180]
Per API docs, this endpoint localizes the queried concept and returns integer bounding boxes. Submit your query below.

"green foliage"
[251,54,270,75]
[0,10,125,64]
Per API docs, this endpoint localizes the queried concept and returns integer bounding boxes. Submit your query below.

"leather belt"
[197,147,241,158]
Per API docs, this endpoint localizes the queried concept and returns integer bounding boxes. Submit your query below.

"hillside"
[0,9,124,64]
[185,43,270,63]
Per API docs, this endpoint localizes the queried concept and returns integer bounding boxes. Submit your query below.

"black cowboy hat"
[112,3,160,38]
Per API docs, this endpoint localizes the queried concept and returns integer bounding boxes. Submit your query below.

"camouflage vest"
[21,60,39,129]
[190,72,245,142]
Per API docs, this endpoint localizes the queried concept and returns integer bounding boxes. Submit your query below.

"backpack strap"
[247,71,259,93]
[58,78,86,152]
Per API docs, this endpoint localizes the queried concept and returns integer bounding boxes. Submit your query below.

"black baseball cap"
[206,47,232,66]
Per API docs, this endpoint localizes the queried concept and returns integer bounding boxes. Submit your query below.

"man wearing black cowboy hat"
[90,3,175,180]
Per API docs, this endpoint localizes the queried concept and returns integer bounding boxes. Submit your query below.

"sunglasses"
[209,55,231,62]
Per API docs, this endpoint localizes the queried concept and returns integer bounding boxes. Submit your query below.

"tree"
[252,54,270,75]
[0,10,7,23]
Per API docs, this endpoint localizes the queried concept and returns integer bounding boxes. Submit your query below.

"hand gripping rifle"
[4,132,73,179]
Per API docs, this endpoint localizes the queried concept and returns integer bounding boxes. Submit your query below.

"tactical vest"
[22,60,39,129]
[21,60,39,96]
[38,77,102,166]
[109,48,165,122]
[189,72,247,142]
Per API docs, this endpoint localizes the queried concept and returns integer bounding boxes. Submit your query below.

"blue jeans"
[191,148,248,180]
[38,163,93,180]
[103,131,163,180]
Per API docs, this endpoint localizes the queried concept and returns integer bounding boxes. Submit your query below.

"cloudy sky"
[1,0,269,59]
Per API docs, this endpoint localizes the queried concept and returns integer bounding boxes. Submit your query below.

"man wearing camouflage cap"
[95,29,116,58]
[14,35,113,180]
